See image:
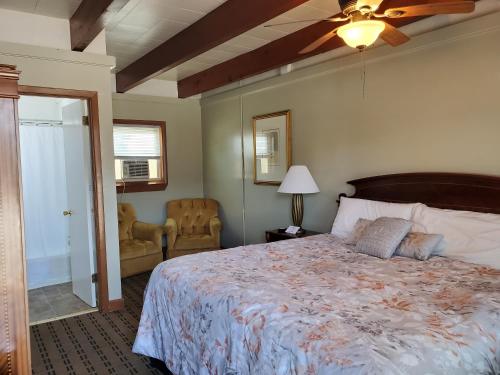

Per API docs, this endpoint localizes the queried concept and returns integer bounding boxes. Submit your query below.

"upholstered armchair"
[117,203,163,278]
[164,199,221,259]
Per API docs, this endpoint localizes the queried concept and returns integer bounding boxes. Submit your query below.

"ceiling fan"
[265,0,475,53]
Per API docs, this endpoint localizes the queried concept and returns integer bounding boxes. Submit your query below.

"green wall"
[112,94,204,226]
[201,13,500,247]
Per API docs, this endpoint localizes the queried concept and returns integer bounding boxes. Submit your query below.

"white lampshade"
[278,165,320,194]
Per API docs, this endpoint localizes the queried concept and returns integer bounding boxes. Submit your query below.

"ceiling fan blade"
[299,28,339,54]
[380,22,410,46]
[384,1,475,18]
[265,16,347,28]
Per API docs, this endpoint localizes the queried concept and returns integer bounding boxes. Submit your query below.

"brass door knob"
[63,210,73,216]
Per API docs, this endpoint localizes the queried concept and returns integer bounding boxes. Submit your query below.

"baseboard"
[107,298,125,312]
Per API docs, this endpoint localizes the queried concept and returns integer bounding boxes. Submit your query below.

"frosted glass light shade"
[278,166,320,194]
[337,20,385,49]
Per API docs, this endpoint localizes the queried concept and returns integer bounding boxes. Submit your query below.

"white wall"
[18,96,64,121]
[0,8,107,55]
[0,8,70,50]
[84,30,108,55]
[0,41,122,301]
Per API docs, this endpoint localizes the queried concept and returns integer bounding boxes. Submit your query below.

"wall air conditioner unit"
[122,160,149,180]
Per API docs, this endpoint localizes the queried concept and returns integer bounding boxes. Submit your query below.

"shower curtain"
[19,124,71,289]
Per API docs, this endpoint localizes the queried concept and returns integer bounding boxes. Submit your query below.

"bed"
[133,173,500,375]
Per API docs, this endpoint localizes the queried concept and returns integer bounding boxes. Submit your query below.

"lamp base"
[292,193,304,228]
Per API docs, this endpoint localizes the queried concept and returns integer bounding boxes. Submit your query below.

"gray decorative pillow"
[394,232,444,261]
[355,217,412,259]
[345,218,373,245]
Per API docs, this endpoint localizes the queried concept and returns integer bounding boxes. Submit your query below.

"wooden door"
[0,64,30,374]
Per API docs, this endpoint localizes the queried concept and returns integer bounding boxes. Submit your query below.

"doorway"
[17,86,110,325]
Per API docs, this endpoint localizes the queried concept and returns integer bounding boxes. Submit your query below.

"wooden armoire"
[0,64,30,374]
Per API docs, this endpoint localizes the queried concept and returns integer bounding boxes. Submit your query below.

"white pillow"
[331,197,419,239]
[411,204,500,269]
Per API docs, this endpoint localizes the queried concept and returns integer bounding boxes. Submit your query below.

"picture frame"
[253,110,291,185]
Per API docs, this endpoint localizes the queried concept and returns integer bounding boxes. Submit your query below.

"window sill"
[116,180,167,193]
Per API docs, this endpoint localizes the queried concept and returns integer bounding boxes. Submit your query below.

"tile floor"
[28,282,96,324]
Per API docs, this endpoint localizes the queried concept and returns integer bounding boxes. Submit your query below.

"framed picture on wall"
[253,110,291,185]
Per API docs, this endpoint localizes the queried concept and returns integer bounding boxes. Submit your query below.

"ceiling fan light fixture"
[385,9,405,18]
[356,0,382,12]
[337,20,385,49]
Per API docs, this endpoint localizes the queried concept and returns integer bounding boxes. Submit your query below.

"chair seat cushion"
[120,239,161,260]
[175,234,218,251]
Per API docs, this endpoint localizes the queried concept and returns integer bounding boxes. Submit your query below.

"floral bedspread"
[133,234,500,375]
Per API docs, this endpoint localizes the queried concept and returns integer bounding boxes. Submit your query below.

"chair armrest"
[209,217,222,237]
[132,221,163,248]
[164,218,177,235]
[164,218,178,249]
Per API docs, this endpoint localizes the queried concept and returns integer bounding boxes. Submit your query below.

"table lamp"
[278,165,320,229]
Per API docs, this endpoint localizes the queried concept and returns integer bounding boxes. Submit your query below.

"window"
[113,119,167,193]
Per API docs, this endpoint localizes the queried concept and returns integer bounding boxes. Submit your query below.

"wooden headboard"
[341,173,500,214]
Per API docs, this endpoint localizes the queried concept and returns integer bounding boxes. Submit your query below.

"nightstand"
[265,229,322,243]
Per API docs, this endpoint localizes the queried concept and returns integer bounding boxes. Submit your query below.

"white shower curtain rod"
[20,119,64,127]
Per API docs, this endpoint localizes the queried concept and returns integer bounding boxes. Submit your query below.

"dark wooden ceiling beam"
[177,21,425,98]
[177,18,346,98]
[70,0,130,52]
[115,0,312,93]
[177,0,457,98]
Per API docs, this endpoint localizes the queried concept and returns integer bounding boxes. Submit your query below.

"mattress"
[133,234,500,374]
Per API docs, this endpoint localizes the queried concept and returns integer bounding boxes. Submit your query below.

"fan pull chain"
[360,49,367,100]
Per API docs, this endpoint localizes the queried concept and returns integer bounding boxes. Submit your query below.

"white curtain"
[19,125,70,288]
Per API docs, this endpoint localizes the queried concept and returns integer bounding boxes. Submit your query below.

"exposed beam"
[177,1,446,98]
[177,19,346,98]
[115,0,311,93]
[70,0,130,52]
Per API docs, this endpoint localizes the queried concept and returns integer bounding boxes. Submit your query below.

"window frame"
[113,118,168,193]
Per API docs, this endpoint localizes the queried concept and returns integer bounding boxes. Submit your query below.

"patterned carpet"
[30,273,167,375]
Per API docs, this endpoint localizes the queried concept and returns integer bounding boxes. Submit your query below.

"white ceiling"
[172,0,343,80]
[105,0,341,80]
[0,0,81,19]
[0,0,340,80]
[0,0,498,83]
